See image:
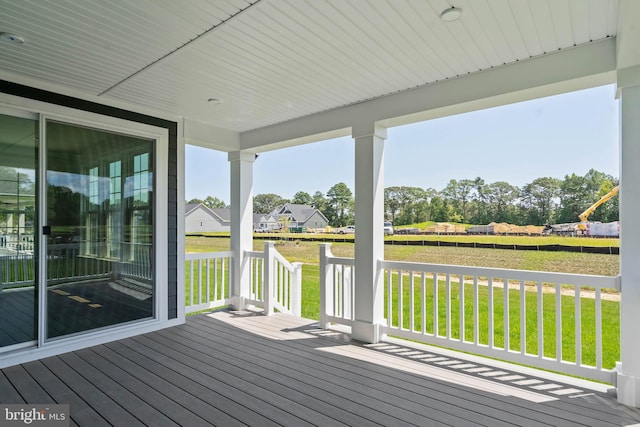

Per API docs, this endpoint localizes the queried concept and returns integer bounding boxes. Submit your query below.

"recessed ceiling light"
[207,98,222,105]
[0,32,25,44]
[440,7,462,22]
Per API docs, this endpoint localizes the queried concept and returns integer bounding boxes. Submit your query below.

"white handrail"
[245,242,302,316]
[379,259,620,290]
[319,245,620,384]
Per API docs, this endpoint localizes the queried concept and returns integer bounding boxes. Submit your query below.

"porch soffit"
[0,0,628,151]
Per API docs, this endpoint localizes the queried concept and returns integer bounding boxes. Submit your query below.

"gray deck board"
[1,310,640,427]
[77,345,231,427]
[57,350,181,427]
[39,356,144,427]
[181,317,511,427]
[206,312,640,427]
[187,315,562,427]
[199,314,598,426]
[19,360,108,426]
[0,370,26,403]
[132,332,374,426]
[100,342,279,427]
[2,364,51,404]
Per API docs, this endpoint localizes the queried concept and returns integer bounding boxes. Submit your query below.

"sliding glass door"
[45,120,155,339]
[0,105,161,352]
[0,112,38,350]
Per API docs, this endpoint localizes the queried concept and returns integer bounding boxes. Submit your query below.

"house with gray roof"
[185,203,230,233]
[253,213,279,232]
[271,203,329,231]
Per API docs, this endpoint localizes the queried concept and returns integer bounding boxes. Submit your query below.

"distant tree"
[311,191,326,212]
[429,195,449,222]
[48,185,81,226]
[292,191,313,205]
[457,179,476,222]
[520,177,561,225]
[203,196,226,209]
[487,181,520,223]
[254,193,288,214]
[187,198,204,205]
[441,179,462,219]
[384,187,402,224]
[557,173,590,223]
[326,182,353,227]
[469,177,489,224]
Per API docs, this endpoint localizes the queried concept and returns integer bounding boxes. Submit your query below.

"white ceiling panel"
[0,0,622,133]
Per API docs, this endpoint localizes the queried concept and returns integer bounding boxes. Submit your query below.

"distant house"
[253,213,279,232]
[271,203,329,231]
[185,203,230,233]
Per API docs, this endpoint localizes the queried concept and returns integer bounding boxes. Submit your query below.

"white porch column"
[352,123,386,343]
[617,76,640,408]
[228,151,255,310]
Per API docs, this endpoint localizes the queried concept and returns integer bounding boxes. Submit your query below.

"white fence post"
[319,243,334,328]
[291,262,303,317]
[263,241,275,316]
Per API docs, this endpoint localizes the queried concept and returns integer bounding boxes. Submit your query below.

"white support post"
[617,78,640,408]
[291,262,303,317]
[352,123,386,343]
[319,243,334,328]
[263,241,275,315]
[228,151,255,311]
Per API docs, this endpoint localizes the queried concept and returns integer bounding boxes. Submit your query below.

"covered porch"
[3,310,640,426]
[1,0,640,421]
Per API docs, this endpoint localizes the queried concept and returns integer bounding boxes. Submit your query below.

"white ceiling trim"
[239,39,617,153]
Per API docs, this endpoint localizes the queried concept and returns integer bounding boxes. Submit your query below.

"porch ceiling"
[0,0,630,139]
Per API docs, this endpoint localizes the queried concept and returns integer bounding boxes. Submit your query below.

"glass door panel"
[45,120,154,339]
[0,112,38,349]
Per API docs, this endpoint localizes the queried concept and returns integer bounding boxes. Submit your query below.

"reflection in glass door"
[0,112,38,350]
[45,120,154,339]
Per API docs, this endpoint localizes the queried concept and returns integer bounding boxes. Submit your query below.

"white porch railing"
[245,242,303,316]
[319,243,355,328]
[0,253,34,290]
[1,244,114,290]
[185,251,233,314]
[319,244,620,384]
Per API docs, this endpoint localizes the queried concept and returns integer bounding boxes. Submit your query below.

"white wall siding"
[185,206,229,233]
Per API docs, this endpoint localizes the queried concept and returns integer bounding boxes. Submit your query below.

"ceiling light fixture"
[440,7,462,22]
[0,32,25,44]
[207,98,222,105]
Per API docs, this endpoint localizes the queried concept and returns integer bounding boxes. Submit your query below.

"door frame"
[0,93,176,368]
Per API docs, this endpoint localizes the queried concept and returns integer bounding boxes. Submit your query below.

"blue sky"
[185,84,619,204]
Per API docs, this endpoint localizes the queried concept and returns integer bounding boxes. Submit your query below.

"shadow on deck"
[1,310,639,426]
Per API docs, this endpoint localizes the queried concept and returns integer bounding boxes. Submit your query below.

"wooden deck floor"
[2,310,640,427]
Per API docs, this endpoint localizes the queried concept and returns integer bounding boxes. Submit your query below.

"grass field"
[191,231,621,247]
[186,235,619,276]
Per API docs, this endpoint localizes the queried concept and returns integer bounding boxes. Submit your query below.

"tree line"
[187,168,619,227]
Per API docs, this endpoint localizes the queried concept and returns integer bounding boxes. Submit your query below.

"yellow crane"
[577,185,619,232]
